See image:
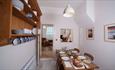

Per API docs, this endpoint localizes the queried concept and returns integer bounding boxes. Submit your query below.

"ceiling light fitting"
[63,4,75,17]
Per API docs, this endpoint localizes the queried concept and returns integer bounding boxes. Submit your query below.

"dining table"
[56,50,98,70]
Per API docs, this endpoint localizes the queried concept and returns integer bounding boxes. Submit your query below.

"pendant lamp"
[63,4,75,17]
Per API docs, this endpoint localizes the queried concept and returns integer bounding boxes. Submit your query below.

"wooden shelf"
[20,0,39,22]
[28,0,42,16]
[13,7,37,27]
[11,34,33,37]
[0,0,42,46]
[0,41,9,46]
[0,0,12,38]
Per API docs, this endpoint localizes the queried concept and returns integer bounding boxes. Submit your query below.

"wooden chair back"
[73,48,80,53]
[84,53,94,61]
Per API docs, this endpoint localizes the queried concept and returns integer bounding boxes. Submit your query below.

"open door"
[41,24,53,58]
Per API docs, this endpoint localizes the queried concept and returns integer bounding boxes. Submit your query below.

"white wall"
[76,0,115,70]
[41,7,79,50]
[0,40,36,70]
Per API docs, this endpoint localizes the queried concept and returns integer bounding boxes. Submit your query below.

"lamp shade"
[63,4,75,17]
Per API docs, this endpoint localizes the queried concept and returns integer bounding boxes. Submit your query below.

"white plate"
[59,51,65,54]
[77,56,86,60]
[61,57,70,61]
[72,51,77,53]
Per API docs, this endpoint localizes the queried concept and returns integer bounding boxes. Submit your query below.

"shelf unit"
[0,41,9,46]
[11,34,34,37]
[13,7,37,27]
[0,0,42,46]
[20,0,39,22]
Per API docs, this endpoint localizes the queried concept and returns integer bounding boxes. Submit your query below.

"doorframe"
[40,24,54,58]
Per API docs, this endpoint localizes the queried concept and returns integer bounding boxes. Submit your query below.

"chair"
[56,51,64,70]
[84,53,100,70]
[84,53,94,61]
[73,48,80,53]
[69,48,80,58]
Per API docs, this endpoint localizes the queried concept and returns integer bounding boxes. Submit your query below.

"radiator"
[21,56,36,70]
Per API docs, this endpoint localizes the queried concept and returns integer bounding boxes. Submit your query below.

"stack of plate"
[12,29,32,34]
[12,0,24,11]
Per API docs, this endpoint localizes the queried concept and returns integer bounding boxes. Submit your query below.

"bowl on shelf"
[26,13,33,18]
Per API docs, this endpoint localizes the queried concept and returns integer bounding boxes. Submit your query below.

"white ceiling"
[38,0,85,9]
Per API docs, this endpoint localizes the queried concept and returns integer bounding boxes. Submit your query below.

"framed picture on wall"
[104,23,115,42]
[86,27,94,40]
[60,29,72,42]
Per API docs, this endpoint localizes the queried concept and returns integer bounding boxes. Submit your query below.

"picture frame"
[86,27,94,40]
[104,23,115,42]
[60,29,72,42]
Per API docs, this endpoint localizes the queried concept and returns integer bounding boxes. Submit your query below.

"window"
[46,27,53,35]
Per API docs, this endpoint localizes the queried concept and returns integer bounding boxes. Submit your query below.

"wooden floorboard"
[39,58,56,70]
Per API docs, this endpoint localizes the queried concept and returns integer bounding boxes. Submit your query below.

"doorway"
[41,24,53,58]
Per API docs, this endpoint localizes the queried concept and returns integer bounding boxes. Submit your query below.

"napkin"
[71,63,85,69]
[64,61,72,67]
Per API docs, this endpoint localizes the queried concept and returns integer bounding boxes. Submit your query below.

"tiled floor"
[41,46,53,58]
[39,58,56,70]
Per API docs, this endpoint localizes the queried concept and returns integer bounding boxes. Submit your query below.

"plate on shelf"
[33,11,37,16]
[24,0,28,4]
[32,28,37,35]
[20,37,24,43]
[12,0,24,11]
[26,13,33,18]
